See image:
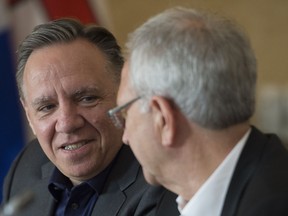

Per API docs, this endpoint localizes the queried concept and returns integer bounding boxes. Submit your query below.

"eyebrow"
[31,96,53,108]
[72,86,100,97]
[31,86,101,107]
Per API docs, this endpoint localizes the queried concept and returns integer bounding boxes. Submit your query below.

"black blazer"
[2,140,179,216]
[221,127,288,216]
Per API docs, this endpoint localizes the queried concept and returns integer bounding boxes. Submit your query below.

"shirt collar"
[177,128,251,216]
[48,162,113,201]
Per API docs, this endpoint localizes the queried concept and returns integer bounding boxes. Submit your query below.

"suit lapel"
[221,127,267,216]
[91,145,140,216]
[33,161,57,216]
[91,184,126,216]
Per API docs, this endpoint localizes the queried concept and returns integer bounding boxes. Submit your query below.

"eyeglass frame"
[108,96,142,129]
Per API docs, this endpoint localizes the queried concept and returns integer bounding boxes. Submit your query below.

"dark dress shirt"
[48,165,111,216]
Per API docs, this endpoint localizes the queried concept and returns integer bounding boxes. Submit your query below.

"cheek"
[31,121,56,163]
[31,118,55,149]
[132,120,158,159]
[130,138,154,171]
[124,111,140,140]
[88,109,111,132]
[89,104,118,128]
[88,109,123,144]
[127,124,147,158]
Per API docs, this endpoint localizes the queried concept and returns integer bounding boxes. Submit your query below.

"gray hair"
[17,18,123,99]
[126,7,257,129]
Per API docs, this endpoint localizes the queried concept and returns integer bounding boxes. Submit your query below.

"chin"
[143,171,161,186]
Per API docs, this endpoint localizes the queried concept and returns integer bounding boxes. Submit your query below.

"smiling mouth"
[62,141,89,151]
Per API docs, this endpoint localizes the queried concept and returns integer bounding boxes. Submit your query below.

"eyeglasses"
[108,96,142,129]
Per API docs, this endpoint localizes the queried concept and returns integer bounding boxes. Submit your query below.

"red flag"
[41,0,97,24]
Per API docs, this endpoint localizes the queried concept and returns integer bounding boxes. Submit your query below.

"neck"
[170,122,250,201]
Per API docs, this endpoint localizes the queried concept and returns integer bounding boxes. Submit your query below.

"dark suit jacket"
[221,127,288,216]
[2,140,178,216]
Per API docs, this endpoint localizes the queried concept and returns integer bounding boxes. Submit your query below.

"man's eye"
[38,104,56,112]
[80,96,99,103]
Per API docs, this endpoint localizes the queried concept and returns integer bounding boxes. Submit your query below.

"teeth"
[64,142,86,150]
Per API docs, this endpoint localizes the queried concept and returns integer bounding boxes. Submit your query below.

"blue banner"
[0,21,25,202]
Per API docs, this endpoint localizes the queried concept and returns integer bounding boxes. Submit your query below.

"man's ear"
[20,98,36,135]
[150,96,177,147]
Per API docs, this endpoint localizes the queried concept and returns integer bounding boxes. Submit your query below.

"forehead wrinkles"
[38,65,73,83]
[23,68,73,106]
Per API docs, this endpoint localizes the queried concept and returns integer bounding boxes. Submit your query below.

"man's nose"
[55,105,85,133]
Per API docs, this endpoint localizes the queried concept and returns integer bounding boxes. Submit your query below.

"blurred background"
[0,0,287,202]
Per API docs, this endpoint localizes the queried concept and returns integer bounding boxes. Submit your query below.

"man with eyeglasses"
[2,18,179,216]
[109,7,288,216]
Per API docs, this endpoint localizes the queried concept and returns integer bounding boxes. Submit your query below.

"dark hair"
[17,18,124,99]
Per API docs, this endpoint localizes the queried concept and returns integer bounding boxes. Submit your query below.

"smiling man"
[2,18,178,216]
